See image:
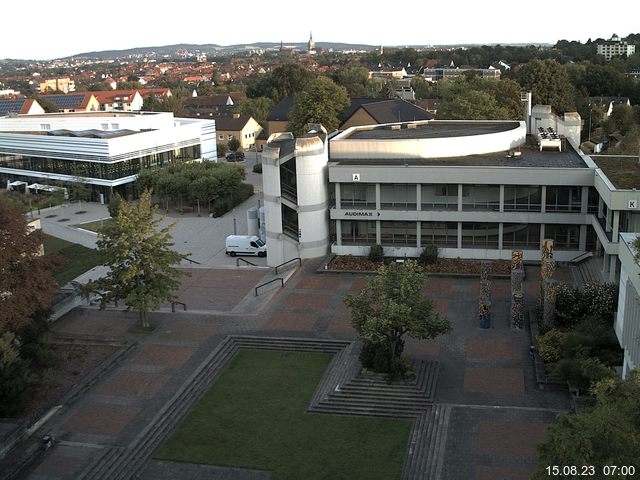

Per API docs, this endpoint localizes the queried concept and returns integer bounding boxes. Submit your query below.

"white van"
[225,235,267,257]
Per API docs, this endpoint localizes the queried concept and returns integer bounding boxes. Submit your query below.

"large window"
[545,186,582,212]
[502,223,541,249]
[504,186,541,212]
[545,224,580,250]
[282,204,298,240]
[461,223,499,249]
[341,220,376,245]
[421,184,457,210]
[380,221,417,246]
[341,183,376,209]
[380,184,416,210]
[461,185,500,211]
[588,187,599,214]
[279,159,297,202]
[421,222,458,248]
[0,145,200,181]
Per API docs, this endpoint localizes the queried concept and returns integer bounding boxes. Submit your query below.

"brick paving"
[19,261,576,480]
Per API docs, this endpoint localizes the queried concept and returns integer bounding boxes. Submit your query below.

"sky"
[2,0,638,60]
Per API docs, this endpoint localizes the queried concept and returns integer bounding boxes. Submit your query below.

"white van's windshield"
[256,239,265,247]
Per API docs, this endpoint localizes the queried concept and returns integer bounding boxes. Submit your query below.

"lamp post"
[588,103,592,142]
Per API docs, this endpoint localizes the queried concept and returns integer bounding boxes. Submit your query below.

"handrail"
[171,301,187,312]
[255,278,284,296]
[275,257,301,275]
[569,251,593,263]
[236,257,257,267]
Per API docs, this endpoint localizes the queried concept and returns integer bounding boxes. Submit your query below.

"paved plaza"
[7,256,574,480]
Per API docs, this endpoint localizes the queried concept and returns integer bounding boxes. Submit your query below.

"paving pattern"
[13,260,575,480]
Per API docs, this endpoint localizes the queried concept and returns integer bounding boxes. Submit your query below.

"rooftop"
[345,121,520,140]
[331,136,588,169]
[592,156,640,189]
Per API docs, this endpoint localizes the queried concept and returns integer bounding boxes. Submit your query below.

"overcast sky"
[2,0,638,60]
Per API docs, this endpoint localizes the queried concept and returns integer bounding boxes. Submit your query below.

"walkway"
[12,260,573,480]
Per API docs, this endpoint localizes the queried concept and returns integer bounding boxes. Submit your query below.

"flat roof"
[592,156,640,189]
[344,121,520,140]
[331,136,588,169]
[20,112,157,119]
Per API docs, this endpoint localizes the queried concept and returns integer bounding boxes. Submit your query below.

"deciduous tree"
[517,59,576,113]
[344,260,451,378]
[287,76,350,135]
[83,191,187,328]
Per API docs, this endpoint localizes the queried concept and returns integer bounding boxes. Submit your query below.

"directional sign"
[629,199,638,209]
[352,173,361,182]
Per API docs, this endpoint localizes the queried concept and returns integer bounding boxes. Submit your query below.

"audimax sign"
[344,211,381,217]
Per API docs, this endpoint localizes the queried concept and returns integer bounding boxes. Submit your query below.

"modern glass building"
[0,111,216,201]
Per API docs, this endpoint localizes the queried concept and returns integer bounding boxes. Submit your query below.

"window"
[461,223,499,249]
[219,135,224,140]
[40,124,50,131]
[545,186,582,212]
[461,185,500,211]
[341,220,376,245]
[422,184,457,210]
[341,183,376,209]
[503,223,540,249]
[544,224,579,250]
[381,221,416,246]
[228,135,234,140]
[421,222,458,247]
[504,186,541,212]
[380,184,416,210]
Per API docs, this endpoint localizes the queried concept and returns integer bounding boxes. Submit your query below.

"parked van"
[225,235,267,257]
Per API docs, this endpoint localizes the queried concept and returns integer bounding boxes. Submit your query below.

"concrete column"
[598,196,604,219]
[375,184,381,211]
[581,186,589,214]
[336,219,342,246]
[603,252,609,274]
[498,223,504,251]
[335,183,341,209]
[416,221,421,248]
[613,210,620,242]
[606,208,612,233]
[416,184,421,211]
[458,184,463,212]
[541,185,547,213]
[376,220,381,244]
[540,224,545,249]
[499,185,505,213]
[609,255,618,283]
[457,221,462,249]
[579,225,587,251]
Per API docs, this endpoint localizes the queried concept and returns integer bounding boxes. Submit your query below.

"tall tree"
[237,97,275,128]
[533,371,640,477]
[83,190,188,327]
[0,201,57,336]
[517,59,576,113]
[287,76,350,135]
[246,63,313,102]
[344,260,451,377]
[333,65,371,98]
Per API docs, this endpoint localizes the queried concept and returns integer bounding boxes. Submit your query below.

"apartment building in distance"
[0,111,216,201]
[597,34,636,61]
[39,77,76,93]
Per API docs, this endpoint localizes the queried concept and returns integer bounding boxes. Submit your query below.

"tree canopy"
[246,63,314,102]
[438,77,523,120]
[344,260,451,377]
[83,191,187,327]
[533,371,640,476]
[517,59,576,113]
[287,76,350,135]
[237,96,275,128]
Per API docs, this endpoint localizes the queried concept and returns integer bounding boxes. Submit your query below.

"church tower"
[308,32,316,54]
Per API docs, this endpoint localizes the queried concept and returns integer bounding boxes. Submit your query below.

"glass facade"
[279,159,297,202]
[503,186,542,212]
[0,145,200,181]
[282,204,298,240]
[421,222,458,248]
[381,221,416,246]
[421,184,458,210]
[462,185,500,211]
[341,220,376,245]
[341,183,376,209]
[461,223,500,248]
[502,223,541,249]
[380,184,417,210]
[545,224,580,250]
[545,186,582,212]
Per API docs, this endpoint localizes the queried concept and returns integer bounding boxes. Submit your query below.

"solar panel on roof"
[46,94,86,109]
[0,99,27,116]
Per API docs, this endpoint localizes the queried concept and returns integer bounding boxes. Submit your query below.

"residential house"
[93,90,144,111]
[40,93,100,113]
[340,99,434,130]
[183,93,246,118]
[39,77,75,93]
[214,115,262,151]
[588,96,631,117]
[0,98,45,116]
[597,34,636,61]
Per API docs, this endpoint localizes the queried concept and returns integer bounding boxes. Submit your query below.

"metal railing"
[275,257,301,275]
[255,278,284,296]
[236,257,257,267]
[181,255,201,265]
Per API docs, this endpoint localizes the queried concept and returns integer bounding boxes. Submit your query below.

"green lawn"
[155,350,411,479]
[43,235,102,285]
[75,218,114,233]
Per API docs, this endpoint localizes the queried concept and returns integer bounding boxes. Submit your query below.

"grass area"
[155,350,411,479]
[43,235,102,286]
[75,218,114,233]
[593,156,640,189]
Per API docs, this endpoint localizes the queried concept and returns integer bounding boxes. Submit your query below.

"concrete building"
[597,34,636,61]
[39,77,76,94]
[0,111,216,202]
[261,105,640,283]
[615,233,640,378]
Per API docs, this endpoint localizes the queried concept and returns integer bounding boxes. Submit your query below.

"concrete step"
[311,403,419,419]
[334,387,431,402]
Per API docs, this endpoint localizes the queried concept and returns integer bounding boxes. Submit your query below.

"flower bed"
[328,255,511,275]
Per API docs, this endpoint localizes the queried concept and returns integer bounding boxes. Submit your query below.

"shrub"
[419,244,438,265]
[537,328,567,364]
[253,163,263,174]
[359,339,409,381]
[555,282,618,328]
[368,244,384,263]
[107,193,123,218]
[0,332,36,417]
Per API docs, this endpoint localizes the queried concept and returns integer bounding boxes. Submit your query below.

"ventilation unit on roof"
[407,123,418,129]
[387,124,401,130]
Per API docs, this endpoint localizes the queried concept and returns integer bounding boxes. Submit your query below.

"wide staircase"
[576,256,604,286]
